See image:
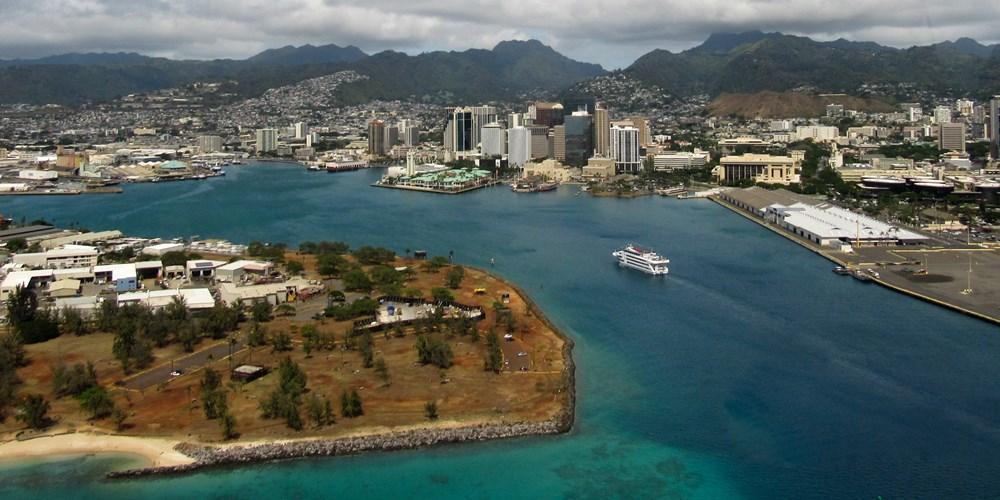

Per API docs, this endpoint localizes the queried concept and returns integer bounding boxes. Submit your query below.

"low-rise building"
[582,157,616,180]
[522,159,579,183]
[215,260,274,283]
[12,245,99,269]
[218,278,314,306]
[714,154,800,185]
[652,150,710,171]
[117,288,216,311]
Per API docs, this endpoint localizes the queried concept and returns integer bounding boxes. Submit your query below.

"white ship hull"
[612,245,669,275]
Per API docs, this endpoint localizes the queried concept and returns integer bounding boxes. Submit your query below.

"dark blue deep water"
[1,162,998,499]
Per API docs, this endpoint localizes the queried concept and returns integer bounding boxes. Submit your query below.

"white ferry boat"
[612,244,669,275]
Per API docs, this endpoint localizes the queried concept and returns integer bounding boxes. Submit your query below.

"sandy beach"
[0,433,192,467]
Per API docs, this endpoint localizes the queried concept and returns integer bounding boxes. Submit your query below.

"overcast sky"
[1,0,998,68]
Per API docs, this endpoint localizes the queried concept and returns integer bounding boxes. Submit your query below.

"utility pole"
[961,255,973,295]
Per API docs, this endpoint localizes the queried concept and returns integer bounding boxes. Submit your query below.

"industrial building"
[12,245,99,269]
[215,260,274,283]
[719,187,927,247]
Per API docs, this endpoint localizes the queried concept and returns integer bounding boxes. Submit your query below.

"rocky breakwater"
[107,418,570,479]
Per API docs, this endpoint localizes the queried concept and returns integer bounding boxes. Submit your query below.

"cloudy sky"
[1,0,998,68]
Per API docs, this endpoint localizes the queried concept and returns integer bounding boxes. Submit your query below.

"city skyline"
[1,1,999,69]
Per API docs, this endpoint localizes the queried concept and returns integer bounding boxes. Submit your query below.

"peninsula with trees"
[0,233,574,475]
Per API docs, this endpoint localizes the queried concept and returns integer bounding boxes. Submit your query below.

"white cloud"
[0,0,997,68]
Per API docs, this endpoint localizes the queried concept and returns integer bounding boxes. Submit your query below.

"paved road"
[121,337,248,390]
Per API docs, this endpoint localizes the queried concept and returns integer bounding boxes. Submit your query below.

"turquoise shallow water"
[1,162,998,499]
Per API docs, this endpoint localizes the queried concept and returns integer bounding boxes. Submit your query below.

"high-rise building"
[991,97,1000,160]
[563,111,594,167]
[467,106,497,151]
[938,123,965,152]
[508,113,524,128]
[255,128,278,154]
[563,97,596,116]
[902,103,922,123]
[404,126,419,147]
[531,102,563,127]
[507,127,531,167]
[443,119,454,151]
[368,120,386,155]
[197,135,223,154]
[553,126,566,162]
[528,126,550,159]
[625,116,652,147]
[933,106,952,124]
[384,125,399,149]
[481,123,506,158]
[294,122,310,140]
[956,99,975,116]
[593,104,610,157]
[444,106,495,152]
[610,125,641,173]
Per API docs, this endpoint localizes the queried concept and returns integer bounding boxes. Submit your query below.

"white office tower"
[610,125,641,174]
[406,150,417,176]
[507,127,531,167]
[468,106,498,150]
[933,106,952,124]
[481,123,506,158]
[294,122,310,140]
[444,120,454,151]
[508,113,524,128]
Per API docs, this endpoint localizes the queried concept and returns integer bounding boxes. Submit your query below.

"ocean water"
[1,162,998,499]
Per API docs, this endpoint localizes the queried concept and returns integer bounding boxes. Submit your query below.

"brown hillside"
[708,91,895,119]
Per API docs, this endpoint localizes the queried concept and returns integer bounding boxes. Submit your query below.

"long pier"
[709,195,1000,326]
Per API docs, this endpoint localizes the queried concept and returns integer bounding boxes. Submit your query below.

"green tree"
[201,303,241,339]
[424,400,438,420]
[445,266,465,289]
[342,268,373,293]
[111,406,127,431]
[271,331,293,352]
[316,253,347,277]
[415,335,454,369]
[340,389,363,418]
[251,301,274,323]
[200,368,228,420]
[431,288,453,303]
[16,394,50,429]
[352,246,395,265]
[59,306,88,336]
[78,386,116,419]
[246,321,266,347]
[359,332,374,368]
[51,361,98,397]
[285,260,304,275]
[423,256,450,272]
[5,237,27,252]
[221,411,237,440]
[484,329,503,374]
[306,393,335,428]
[374,357,390,387]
